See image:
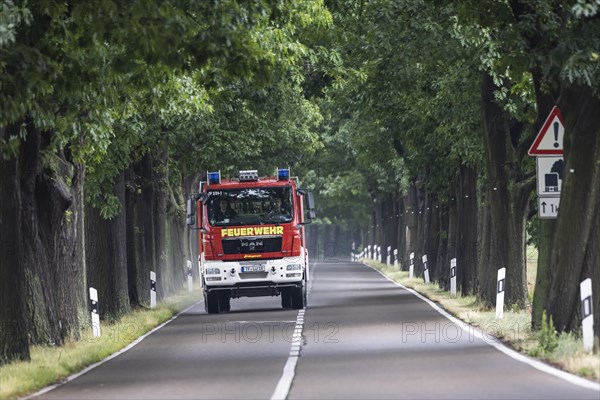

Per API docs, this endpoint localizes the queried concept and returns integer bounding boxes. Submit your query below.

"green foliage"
[530,311,559,356]
[1,0,332,218]
[3,0,598,227]
[0,1,32,48]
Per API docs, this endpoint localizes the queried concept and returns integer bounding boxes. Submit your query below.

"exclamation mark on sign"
[553,121,559,148]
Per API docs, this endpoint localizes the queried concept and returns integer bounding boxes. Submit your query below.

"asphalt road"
[36,261,599,399]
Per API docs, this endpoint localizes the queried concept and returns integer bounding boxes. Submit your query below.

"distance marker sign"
[538,197,560,219]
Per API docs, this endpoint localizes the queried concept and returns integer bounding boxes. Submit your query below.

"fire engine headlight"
[286,264,302,271]
[205,268,220,275]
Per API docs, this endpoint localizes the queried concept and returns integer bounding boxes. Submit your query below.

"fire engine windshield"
[207,187,293,227]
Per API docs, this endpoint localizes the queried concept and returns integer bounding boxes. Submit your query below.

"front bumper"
[202,257,304,290]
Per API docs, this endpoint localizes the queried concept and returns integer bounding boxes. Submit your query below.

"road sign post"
[422,254,430,284]
[89,287,101,337]
[496,268,506,319]
[150,271,156,309]
[580,279,594,352]
[187,260,193,292]
[450,258,457,296]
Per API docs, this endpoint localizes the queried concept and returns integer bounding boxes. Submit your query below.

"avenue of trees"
[311,0,599,339]
[1,0,598,365]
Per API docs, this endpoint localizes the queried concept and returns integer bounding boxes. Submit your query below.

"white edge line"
[25,301,203,399]
[363,262,600,392]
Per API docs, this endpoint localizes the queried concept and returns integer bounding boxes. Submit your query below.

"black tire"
[206,290,220,314]
[219,291,231,312]
[281,287,292,309]
[291,283,306,310]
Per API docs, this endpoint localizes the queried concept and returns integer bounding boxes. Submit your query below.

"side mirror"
[186,198,196,226]
[306,191,316,220]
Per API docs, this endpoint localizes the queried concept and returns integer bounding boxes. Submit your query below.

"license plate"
[241,265,265,273]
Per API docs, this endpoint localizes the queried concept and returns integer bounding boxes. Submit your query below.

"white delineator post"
[580,278,594,352]
[450,258,457,296]
[496,268,506,319]
[89,287,101,337]
[150,271,157,309]
[409,252,415,279]
[187,260,193,292]
[367,245,371,259]
[422,255,430,284]
[393,249,398,267]
[386,246,391,266]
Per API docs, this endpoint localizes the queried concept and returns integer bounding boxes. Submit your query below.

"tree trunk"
[21,126,68,346]
[138,156,156,306]
[53,153,87,341]
[0,125,30,364]
[447,192,459,289]
[404,181,418,269]
[434,202,450,286]
[532,219,556,329]
[153,141,169,299]
[481,73,532,309]
[477,185,496,307]
[423,193,439,281]
[167,176,186,290]
[457,165,478,295]
[85,172,130,320]
[396,194,406,267]
[125,166,141,306]
[546,85,600,335]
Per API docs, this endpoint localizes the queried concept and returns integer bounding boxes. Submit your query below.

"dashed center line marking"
[270,308,306,400]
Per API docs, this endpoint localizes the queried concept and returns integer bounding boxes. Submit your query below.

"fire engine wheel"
[218,291,231,312]
[291,283,306,310]
[205,291,220,314]
[281,287,292,309]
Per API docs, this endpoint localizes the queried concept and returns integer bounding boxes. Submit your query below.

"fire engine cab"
[186,168,315,314]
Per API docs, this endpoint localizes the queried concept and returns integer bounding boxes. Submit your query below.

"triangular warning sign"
[528,106,564,155]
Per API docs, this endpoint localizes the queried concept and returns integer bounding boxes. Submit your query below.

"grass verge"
[0,288,201,400]
[362,258,599,383]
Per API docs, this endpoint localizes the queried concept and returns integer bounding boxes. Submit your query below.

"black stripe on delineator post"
[581,295,592,319]
[497,278,505,294]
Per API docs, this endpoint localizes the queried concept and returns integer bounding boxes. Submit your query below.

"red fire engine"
[186,168,315,313]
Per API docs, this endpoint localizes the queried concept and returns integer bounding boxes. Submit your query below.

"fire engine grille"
[222,236,282,254]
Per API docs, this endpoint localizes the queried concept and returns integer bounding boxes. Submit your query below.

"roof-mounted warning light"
[239,170,259,181]
[207,171,221,185]
[277,167,290,181]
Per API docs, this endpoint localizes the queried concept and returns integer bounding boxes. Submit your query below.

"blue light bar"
[277,168,290,181]
[207,171,221,185]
